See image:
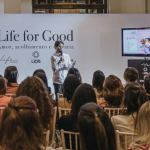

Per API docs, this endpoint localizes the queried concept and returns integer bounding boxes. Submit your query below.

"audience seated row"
[1,65,150,150]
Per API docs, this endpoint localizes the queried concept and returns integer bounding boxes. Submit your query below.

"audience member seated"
[111,82,148,150]
[92,70,105,98]
[15,76,54,142]
[33,69,51,94]
[34,72,51,94]
[0,96,56,150]
[4,66,19,94]
[123,67,139,87]
[58,83,97,149]
[143,74,150,99]
[0,77,12,118]
[33,69,46,75]
[78,103,117,150]
[58,74,81,108]
[128,101,150,150]
[99,75,124,108]
[67,68,82,83]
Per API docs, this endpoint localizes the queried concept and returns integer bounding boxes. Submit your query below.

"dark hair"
[124,67,139,82]
[54,40,64,47]
[4,66,18,86]
[63,74,81,102]
[0,96,46,150]
[0,77,7,95]
[34,72,51,94]
[16,76,53,129]
[33,69,45,76]
[68,68,82,83]
[103,75,124,107]
[122,82,148,128]
[144,74,150,94]
[78,103,116,150]
[92,70,105,93]
[71,83,97,118]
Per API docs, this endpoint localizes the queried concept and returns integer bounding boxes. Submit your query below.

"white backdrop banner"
[0,14,149,93]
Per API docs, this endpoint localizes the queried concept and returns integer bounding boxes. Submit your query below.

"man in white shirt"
[51,41,76,101]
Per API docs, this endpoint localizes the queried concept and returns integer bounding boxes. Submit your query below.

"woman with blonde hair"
[78,102,116,150]
[0,96,46,150]
[128,101,150,150]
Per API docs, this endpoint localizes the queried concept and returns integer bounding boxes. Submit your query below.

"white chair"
[58,107,71,119]
[43,130,50,146]
[116,130,138,150]
[61,129,79,150]
[104,108,126,118]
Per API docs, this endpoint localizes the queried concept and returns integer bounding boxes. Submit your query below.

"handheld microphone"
[59,50,63,56]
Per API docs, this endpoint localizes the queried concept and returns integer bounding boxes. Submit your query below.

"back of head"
[68,68,82,83]
[137,101,150,142]
[92,70,105,93]
[71,83,97,116]
[0,77,7,95]
[16,76,52,129]
[33,69,45,76]
[78,103,116,150]
[0,96,46,150]
[103,75,124,107]
[144,74,150,94]
[122,82,148,115]
[124,67,139,82]
[34,72,48,88]
[4,66,18,86]
[63,74,81,102]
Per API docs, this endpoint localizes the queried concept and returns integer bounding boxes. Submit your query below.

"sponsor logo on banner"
[0,55,18,64]
[31,51,41,63]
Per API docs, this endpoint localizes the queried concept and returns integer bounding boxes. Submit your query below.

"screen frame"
[122,27,150,57]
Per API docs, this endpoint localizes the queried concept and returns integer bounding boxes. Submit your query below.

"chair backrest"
[0,107,5,118]
[43,130,50,146]
[61,129,79,150]
[116,130,138,150]
[58,107,71,119]
[57,93,64,101]
[5,94,16,97]
[52,107,57,142]
[104,108,127,118]
[49,93,54,100]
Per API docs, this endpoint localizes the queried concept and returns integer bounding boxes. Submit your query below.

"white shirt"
[51,51,72,84]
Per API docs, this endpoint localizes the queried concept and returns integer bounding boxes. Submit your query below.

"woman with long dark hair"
[78,103,116,150]
[4,66,19,94]
[92,70,105,98]
[58,83,97,149]
[58,74,81,108]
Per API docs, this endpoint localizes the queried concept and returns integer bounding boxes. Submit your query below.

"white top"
[51,51,72,84]
[111,113,137,150]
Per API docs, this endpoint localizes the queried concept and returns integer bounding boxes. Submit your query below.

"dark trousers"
[53,83,62,101]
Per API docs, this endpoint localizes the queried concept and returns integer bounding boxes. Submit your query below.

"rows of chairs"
[4,93,136,150]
